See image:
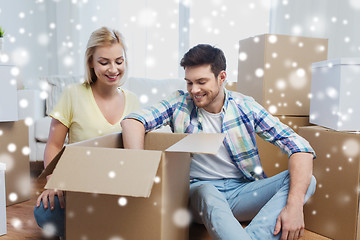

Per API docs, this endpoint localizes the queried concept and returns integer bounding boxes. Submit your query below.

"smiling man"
[121,44,316,240]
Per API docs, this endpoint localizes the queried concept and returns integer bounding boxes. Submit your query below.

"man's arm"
[274,152,314,240]
[121,118,146,149]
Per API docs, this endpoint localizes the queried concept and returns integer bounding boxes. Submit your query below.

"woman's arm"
[36,118,68,210]
[121,118,146,149]
[44,118,68,171]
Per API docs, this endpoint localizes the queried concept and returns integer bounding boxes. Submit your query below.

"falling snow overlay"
[0,0,360,239]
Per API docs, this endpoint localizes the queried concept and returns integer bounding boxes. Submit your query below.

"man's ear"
[218,70,227,85]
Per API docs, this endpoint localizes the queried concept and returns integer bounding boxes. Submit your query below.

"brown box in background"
[237,34,328,115]
[42,132,224,240]
[0,120,31,206]
[225,81,237,92]
[299,126,360,240]
[257,116,312,177]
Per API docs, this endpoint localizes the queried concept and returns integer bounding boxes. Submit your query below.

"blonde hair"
[84,27,128,86]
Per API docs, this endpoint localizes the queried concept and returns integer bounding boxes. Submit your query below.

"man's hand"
[36,189,65,210]
[273,203,305,240]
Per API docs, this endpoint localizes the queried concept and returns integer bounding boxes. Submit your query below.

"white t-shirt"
[190,108,243,180]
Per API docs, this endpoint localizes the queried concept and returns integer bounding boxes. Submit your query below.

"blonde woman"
[34,27,139,238]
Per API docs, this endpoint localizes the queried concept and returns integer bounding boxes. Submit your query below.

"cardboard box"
[0,162,6,236]
[299,126,360,240]
[225,81,237,92]
[310,58,360,131]
[237,34,328,115]
[257,116,312,177]
[0,120,31,206]
[42,132,224,239]
[17,89,46,162]
[0,64,18,122]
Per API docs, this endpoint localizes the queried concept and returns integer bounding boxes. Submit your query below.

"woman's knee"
[33,196,65,227]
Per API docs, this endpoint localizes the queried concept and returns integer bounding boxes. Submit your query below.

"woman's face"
[91,43,126,86]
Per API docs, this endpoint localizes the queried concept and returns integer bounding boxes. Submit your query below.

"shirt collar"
[222,88,230,113]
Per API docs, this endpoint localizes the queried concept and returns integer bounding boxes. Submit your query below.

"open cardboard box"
[41,131,224,240]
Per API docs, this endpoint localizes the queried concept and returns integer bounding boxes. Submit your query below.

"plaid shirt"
[126,89,315,180]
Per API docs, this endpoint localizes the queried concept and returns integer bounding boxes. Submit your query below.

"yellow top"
[50,83,139,144]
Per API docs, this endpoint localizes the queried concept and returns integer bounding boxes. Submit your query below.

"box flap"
[39,132,123,179]
[144,132,188,151]
[39,147,66,178]
[312,58,360,68]
[166,133,225,154]
[45,146,162,197]
[70,132,123,148]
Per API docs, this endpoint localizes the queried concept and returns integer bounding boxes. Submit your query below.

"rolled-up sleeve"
[252,100,316,159]
[124,90,185,132]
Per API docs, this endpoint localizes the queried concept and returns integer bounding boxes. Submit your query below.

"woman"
[34,27,139,238]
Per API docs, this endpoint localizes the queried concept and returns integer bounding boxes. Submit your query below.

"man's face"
[185,64,226,114]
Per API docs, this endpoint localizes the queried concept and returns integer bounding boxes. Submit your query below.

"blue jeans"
[189,170,316,240]
[33,196,65,238]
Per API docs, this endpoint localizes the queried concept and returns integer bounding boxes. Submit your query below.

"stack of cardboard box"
[235,34,328,177]
[0,64,31,209]
[0,65,32,238]
[235,35,360,239]
[299,58,360,240]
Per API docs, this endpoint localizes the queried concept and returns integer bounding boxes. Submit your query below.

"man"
[121,44,316,240]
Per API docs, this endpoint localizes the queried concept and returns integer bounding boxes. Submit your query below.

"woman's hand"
[37,118,68,211]
[36,189,65,210]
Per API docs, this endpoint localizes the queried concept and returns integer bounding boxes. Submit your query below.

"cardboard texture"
[257,116,312,177]
[0,120,31,206]
[0,64,18,122]
[237,34,328,116]
[0,162,6,236]
[310,58,360,131]
[299,126,360,240]
[44,132,224,240]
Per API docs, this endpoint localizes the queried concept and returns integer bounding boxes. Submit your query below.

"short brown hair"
[180,44,226,77]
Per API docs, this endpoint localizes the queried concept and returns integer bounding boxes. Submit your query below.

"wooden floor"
[3,172,331,240]
[3,177,58,240]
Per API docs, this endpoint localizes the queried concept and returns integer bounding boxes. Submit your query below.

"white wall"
[0,0,271,88]
[0,0,49,89]
[269,0,360,59]
[189,0,271,82]
[76,0,180,79]
[0,0,181,89]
